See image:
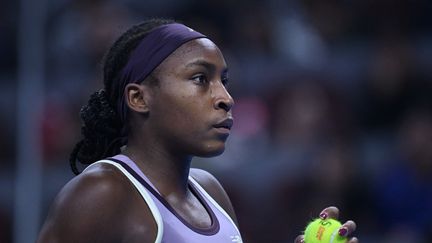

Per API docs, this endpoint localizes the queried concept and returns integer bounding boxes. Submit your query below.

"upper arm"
[37,164,156,243]
[189,168,239,227]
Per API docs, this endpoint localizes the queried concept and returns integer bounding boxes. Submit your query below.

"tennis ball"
[304,218,347,243]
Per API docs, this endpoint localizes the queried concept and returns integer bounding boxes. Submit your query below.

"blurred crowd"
[1,0,432,242]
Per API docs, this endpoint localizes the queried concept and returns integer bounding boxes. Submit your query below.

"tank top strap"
[83,159,164,243]
[111,154,161,193]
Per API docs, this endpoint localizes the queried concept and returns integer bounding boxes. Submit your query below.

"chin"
[196,144,226,158]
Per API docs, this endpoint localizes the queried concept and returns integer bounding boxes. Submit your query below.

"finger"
[319,206,339,220]
[339,220,357,237]
[347,236,359,243]
[294,234,304,243]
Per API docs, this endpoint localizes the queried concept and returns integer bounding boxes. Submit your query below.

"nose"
[213,83,234,112]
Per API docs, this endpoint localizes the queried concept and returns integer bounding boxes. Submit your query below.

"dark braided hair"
[70,18,175,175]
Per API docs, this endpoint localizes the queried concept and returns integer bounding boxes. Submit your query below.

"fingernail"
[319,212,328,219]
[338,227,348,237]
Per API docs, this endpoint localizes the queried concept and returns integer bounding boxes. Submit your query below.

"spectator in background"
[373,108,432,242]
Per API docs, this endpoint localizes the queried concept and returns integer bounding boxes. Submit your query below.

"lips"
[213,118,234,130]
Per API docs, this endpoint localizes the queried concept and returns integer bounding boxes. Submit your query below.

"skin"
[37,38,236,243]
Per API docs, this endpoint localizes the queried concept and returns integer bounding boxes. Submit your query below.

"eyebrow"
[185,60,228,74]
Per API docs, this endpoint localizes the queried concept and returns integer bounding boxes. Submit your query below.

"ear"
[124,83,152,114]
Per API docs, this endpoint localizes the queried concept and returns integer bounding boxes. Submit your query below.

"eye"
[221,76,229,87]
[191,74,208,85]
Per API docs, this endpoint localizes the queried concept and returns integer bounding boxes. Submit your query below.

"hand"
[294,206,359,243]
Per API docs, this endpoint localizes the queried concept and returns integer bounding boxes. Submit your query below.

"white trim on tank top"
[84,160,164,243]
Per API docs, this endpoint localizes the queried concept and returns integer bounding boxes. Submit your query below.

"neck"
[122,140,193,199]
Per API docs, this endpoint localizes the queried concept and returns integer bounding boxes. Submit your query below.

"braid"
[69,90,122,174]
[70,18,175,174]
[69,140,84,175]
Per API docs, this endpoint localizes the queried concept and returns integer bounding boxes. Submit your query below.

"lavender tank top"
[87,154,242,243]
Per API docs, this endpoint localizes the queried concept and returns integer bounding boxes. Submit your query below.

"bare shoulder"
[189,168,239,226]
[37,163,156,243]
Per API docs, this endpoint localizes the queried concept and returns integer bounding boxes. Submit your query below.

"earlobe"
[124,83,150,114]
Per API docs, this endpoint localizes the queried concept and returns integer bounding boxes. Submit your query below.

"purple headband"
[117,23,206,123]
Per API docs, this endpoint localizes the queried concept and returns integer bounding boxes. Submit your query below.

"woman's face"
[147,38,234,157]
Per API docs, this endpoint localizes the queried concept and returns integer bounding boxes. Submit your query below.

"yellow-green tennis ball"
[304,218,347,243]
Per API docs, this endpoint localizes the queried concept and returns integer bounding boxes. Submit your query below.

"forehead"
[158,38,227,71]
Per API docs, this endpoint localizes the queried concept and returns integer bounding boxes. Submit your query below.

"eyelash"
[192,74,208,85]
[221,77,229,87]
